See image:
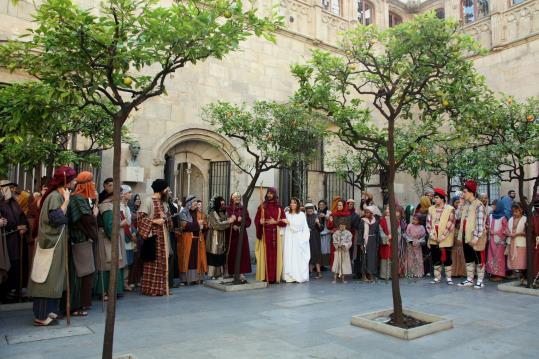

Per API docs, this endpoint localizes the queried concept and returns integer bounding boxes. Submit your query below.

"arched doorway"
[163,139,231,206]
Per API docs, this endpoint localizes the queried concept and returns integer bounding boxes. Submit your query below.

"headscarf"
[73,171,97,200]
[180,195,196,223]
[39,166,77,225]
[265,187,279,203]
[318,200,328,215]
[418,196,431,215]
[17,190,32,215]
[500,195,513,220]
[208,195,225,214]
[365,204,382,217]
[491,197,505,220]
[331,196,342,213]
[151,179,168,193]
[332,198,350,217]
[120,184,132,194]
[362,205,378,246]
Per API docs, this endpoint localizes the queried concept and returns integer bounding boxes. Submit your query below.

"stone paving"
[1,274,538,359]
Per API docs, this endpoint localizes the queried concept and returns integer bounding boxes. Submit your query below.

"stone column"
[490,0,508,47]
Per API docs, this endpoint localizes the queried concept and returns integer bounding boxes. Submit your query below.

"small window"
[388,12,402,27]
[462,0,490,24]
[435,8,445,19]
[512,0,524,4]
[358,0,374,25]
[321,0,341,16]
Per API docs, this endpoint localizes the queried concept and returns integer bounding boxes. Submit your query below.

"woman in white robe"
[282,198,311,283]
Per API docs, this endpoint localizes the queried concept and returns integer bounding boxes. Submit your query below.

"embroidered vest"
[428,204,455,248]
[458,199,487,250]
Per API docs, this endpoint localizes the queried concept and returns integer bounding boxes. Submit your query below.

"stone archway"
[152,126,238,205]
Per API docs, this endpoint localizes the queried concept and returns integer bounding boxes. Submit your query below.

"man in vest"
[426,188,455,285]
[457,180,487,289]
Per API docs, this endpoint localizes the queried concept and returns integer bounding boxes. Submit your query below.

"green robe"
[27,191,66,299]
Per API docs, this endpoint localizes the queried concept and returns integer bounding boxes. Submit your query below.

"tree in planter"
[292,13,487,326]
[0,0,281,357]
[464,96,539,287]
[203,101,326,284]
[0,82,116,175]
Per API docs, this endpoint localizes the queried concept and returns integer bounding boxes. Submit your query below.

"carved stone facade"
[1,0,537,209]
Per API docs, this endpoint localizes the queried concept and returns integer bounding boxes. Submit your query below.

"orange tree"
[0,0,281,357]
[292,13,488,326]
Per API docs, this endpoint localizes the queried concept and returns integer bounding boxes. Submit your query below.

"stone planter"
[115,355,136,359]
[497,280,539,297]
[351,308,453,340]
[204,278,268,292]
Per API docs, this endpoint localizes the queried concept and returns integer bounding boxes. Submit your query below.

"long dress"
[354,217,380,278]
[327,210,352,267]
[94,199,125,297]
[255,200,286,283]
[282,212,310,283]
[507,216,527,270]
[138,197,172,296]
[332,230,352,276]
[306,213,322,266]
[227,204,252,275]
[319,210,332,266]
[27,191,67,320]
[178,209,208,284]
[451,216,467,277]
[404,223,425,278]
[206,210,230,278]
[66,194,96,311]
[486,215,507,277]
[532,213,539,282]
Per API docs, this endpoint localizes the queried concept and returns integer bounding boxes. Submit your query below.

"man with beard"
[178,195,208,285]
[255,188,287,283]
[227,192,252,278]
[0,180,28,303]
[137,179,173,296]
[206,195,235,279]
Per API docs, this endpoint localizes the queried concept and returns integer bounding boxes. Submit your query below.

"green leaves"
[203,101,326,178]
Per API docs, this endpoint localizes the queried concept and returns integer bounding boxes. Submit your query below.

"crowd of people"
[1,169,539,327]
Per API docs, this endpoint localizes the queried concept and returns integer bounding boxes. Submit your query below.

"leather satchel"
[71,240,95,277]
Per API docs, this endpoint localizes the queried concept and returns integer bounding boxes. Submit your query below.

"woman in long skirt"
[506,202,528,285]
[450,195,467,277]
[486,200,508,281]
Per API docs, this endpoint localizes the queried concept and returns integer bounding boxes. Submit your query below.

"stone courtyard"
[1,275,538,359]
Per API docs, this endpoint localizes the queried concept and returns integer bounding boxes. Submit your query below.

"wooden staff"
[62,172,71,325]
[224,200,234,279]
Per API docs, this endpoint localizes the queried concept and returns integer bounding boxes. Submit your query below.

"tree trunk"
[387,119,404,326]
[102,116,124,359]
[446,175,452,199]
[233,173,260,284]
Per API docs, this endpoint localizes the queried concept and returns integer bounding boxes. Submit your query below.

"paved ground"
[1,274,538,359]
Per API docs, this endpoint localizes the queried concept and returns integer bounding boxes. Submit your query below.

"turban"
[120,184,132,193]
[151,179,168,193]
[304,203,315,209]
[464,180,477,194]
[364,205,381,217]
[73,171,96,200]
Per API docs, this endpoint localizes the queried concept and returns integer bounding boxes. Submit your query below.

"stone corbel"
[152,158,165,166]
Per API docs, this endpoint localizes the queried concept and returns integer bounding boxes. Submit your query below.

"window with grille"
[209,161,231,203]
[358,0,374,25]
[388,12,402,27]
[279,163,309,207]
[325,172,355,202]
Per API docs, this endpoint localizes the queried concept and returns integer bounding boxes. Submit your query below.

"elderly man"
[0,180,28,303]
[479,193,492,216]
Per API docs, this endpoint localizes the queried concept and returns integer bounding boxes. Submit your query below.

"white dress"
[282,212,311,283]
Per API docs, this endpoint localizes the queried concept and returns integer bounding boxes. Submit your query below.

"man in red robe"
[255,188,286,283]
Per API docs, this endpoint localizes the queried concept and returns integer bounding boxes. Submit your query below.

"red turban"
[464,180,477,194]
[433,188,447,200]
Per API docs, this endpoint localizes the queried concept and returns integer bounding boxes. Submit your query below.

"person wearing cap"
[63,171,98,317]
[95,179,127,300]
[27,166,76,326]
[456,180,488,289]
[178,194,208,285]
[138,179,174,294]
[305,203,322,279]
[426,188,456,285]
[0,180,28,303]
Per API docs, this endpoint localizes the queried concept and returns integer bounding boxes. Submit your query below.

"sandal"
[33,318,58,327]
[71,310,88,317]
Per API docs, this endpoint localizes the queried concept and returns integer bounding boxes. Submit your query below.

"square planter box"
[351,308,453,340]
[204,278,268,292]
[497,280,539,297]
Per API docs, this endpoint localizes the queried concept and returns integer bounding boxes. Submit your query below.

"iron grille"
[209,161,231,202]
[324,172,354,202]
